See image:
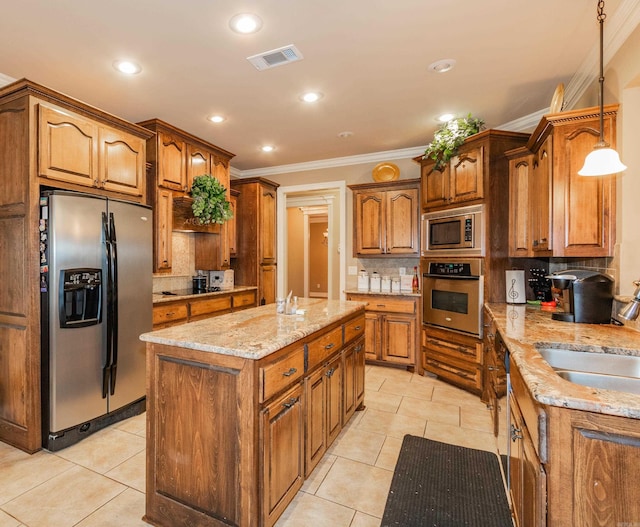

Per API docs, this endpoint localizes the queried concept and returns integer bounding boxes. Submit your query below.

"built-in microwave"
[421,204,484,256]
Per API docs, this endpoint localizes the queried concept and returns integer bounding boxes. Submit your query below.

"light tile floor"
[0,365,509,527]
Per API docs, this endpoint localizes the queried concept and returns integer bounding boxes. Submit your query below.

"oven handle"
[423,274,480,280]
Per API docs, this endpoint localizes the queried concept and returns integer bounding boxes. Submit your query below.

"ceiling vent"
[247,44,303,71]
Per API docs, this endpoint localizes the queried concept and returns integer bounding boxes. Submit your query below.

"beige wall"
[309,221,329,294]
[287,207,305,297]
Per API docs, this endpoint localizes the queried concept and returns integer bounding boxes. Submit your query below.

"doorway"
[277,181,347,300]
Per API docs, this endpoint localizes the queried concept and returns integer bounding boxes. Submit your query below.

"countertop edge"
[152,285,258,304]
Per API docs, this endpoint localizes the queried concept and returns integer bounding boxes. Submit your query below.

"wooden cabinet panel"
[342,343,356,423]
[261,383,304,527]
[260,347,305,403]
[98,127,146,198]
[326,354,342,446]
[188,296,232,321]
[307,326,343,371]
[228,191,238,257]
[449,147,484,204]
[186,144,211,191]
[421,162,449,210]
[232,290,257,310]
[154,189,173,272]
[508,150,533,257]
[152,301,188,328]
[38,104,98,187]
[531,137,552,254]
[344,314,365,344]
[385,188,419,254]
[363,311,381,362]
[260,264,277,306]
[260,187,277,263]
[382,314,415,364]
[354,337,365,410]
[157,131,187,191]
[350,180,419,257]
[304,367,327,476]
[362,297,416,314]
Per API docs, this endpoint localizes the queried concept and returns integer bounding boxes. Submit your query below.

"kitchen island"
[139,298,366,527]
[486,303,640,527]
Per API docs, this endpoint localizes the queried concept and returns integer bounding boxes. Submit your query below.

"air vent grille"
[247,44,303,71]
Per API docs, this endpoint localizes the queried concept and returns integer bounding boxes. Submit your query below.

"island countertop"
[140,297,366,360]
[486,302,640,419]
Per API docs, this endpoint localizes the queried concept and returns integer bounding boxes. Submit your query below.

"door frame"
[277,181,347,300]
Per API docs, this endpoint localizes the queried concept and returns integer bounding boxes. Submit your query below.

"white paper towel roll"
[506,270,526,304]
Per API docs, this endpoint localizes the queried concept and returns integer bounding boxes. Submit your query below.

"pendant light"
[578,0,627,176]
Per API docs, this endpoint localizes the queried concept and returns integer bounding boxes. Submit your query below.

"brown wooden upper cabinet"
[138,118,235,273]
[349,179,420,257]
[39,104,147,200]
[507,105,618,258]
[421,146,484,210]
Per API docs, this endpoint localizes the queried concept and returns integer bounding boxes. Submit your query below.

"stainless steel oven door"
[423,275,484,336]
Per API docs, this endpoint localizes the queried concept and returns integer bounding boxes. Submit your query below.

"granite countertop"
[344,289,421,298]
[486,302,640,419]
[152,285,258,304]
[140,298,366,360]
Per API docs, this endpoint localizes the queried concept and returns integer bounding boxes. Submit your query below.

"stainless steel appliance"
[548,269,614,324]
[422,259,484,336]
[421,204,484,256]
[40,191,152,451]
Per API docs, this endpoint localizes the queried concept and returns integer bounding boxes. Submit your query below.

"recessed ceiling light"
[229,13,263,34]
[300,92,323,103]
[113,60,142,75]
[337,131,354,138]
[428,59,456,74]
[261,145,275,152]
[208,115,225,123]
[438,113,455,122]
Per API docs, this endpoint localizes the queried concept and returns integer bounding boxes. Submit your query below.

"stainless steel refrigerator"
[40,190,152,451]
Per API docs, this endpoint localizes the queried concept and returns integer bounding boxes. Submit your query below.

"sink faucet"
[619,280,640,321]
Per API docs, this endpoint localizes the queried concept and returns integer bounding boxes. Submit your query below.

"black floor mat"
[381,435,513,527]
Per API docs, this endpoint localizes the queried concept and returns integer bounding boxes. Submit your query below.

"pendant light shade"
[579,0,626,177]
[578,144,627,176]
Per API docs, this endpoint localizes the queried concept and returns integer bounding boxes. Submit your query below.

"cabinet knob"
[325,342,335,350]
[487,366,496,371]
[510,424,523,441]
[326,368,335,378]
[282,367,297,377]
[354,344,363,353]
[353,325,362,331]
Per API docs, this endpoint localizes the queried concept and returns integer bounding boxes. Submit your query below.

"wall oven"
[421,204,484,256]
[422,258,484,337]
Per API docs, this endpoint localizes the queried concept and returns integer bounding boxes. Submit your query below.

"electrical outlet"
[399,267,406,275]
[348,266,358,276]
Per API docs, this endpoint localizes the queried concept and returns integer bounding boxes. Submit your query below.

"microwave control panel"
[425,260,482,278]
[463,218,473,242]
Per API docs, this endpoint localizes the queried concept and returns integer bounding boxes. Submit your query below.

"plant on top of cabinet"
[190,174,233,225]
[423,114,485,171]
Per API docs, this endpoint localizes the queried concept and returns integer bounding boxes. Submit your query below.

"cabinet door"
[421,161,449,210]
[157,131,187,191]
[382,313,415,365]
[186,145,211,192]
[385,188,419,255]
[155,188,173,272]
[214,161,232,267]
[508,154,533,257]
[261,383,304,527]
[228,192,238,257]
[305,367,326,476]
[260,264,277,305]
[552,120,615,257]
[326,354,343,447]
[38,105,98,187]
[354,337,365,409]
[450,146,484,204]
[531,137,552,255]
[260,186,277,263]
[363,311,381,361]
[98,127,146,198]
[354,191,385,255]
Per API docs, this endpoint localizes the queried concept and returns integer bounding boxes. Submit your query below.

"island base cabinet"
[547,406,640,527]
[261,383,304,527]
[145,344,256,527]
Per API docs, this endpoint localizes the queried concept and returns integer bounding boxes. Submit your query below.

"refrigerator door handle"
[101,212,112,399]
[109,212,119,396]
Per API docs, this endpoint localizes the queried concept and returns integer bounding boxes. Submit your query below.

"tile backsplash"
[152,232,195,293]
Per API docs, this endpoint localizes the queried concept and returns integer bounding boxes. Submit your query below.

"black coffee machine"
[548,270,614,323]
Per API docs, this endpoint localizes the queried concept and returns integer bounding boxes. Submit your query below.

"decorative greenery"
[190,175,233,225]
[423,114,485,171]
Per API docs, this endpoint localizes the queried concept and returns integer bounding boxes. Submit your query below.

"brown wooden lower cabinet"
[144,309,365,527]
[509,356,640,526]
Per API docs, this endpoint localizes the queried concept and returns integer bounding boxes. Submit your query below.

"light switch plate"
[399,267,406,275]
[348,266,358,276]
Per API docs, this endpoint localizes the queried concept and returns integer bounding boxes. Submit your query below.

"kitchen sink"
[556,370,640,395]
[536,346,640,395]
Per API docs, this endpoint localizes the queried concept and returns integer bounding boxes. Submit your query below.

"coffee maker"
[548,270,614,323]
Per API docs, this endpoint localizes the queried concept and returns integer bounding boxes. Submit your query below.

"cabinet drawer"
[233,290,257,309]
[189,296,232,319]
[261,348,305,403]
[344,315,365,344]
[365,298,416,314]
[307,326,343,371]
[153,302,188,326]
[424,335,482,363]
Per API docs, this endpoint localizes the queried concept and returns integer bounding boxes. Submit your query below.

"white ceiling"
[0,0,636,174]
